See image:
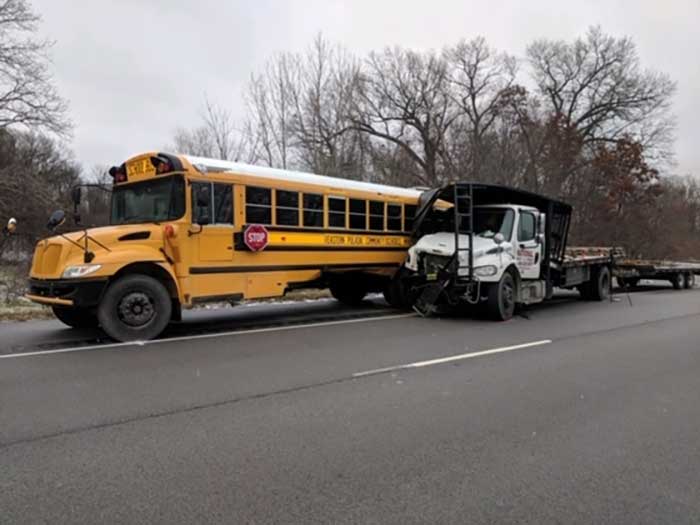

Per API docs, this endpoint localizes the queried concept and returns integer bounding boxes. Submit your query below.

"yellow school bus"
[26,152,421,341]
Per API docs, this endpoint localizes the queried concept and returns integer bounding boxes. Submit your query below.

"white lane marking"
[352,339,552,377]
[0,313,417,360]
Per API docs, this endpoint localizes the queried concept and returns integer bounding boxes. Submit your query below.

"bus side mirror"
[47,209,66,231]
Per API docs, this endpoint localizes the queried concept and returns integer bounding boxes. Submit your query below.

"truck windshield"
[110,175,185,225]
[474,208,515,240]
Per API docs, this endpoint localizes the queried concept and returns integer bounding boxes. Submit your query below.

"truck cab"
[390,182,610,320]
[406,204,545,285]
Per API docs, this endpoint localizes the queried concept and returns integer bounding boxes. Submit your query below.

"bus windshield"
[110,175,185,225]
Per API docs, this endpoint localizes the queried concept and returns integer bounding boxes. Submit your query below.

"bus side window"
[192,182,212,225]
[349,199,366,230]
[387,203,402,231]
[303,193,323,227]
[276,190,299,226]
[246,186,272,224]
[213,183,233,224]
[328,196,347,228]
[369,201,384,231]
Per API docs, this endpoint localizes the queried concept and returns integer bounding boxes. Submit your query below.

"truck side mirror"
[494,233,505,245]
[538,214,546,234]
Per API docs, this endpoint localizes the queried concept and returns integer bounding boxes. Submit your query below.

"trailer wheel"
[329,277,367,306]
[683,273,694,290]
[617,277,639,288]
[52,306,97,329]
[671,273,683,290]
[487,271,516,321]
[589,266,611,301]
[97,274,172,342]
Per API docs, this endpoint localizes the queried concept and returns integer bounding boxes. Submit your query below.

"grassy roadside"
[0,288,334,323]
[0,299,54,322]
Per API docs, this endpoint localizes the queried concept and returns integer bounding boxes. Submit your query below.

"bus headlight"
[474,265,498,277]
[62,264,102,279]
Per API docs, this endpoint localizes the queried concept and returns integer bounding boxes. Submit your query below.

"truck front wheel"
[52,306,97,329]
[487,272,516,321]
[97,274,172,342]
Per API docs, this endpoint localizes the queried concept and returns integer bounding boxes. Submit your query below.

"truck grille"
[421,254,453,276]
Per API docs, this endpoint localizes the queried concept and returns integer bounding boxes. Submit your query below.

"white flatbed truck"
[383,183,695,320]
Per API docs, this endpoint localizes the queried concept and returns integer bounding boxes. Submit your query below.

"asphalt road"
[1,285,699,524]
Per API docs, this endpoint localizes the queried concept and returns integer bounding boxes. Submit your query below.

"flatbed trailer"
[615,259,700,290]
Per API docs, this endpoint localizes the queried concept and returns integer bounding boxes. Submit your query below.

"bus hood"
[30,224,165,279]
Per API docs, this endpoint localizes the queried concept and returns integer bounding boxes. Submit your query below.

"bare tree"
[0,0,68,134]
[172,98,256,162]
[444,37,517,180]
[246,54,300,168]
[527,26,676,163]
[287,35,366,178]
[0,130,80,245]
[350,47,459,186]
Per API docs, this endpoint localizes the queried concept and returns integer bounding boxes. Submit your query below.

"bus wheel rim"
[118,291,155,327]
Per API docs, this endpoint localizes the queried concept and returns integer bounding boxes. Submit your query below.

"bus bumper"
[26,278,108,308]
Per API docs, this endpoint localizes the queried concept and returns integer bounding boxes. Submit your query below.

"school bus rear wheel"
[329,277,367,306]
[97,274,172,342]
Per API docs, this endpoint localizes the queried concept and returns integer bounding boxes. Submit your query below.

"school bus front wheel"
[96,274,172,342]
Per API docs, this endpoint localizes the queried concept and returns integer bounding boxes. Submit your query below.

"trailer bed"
[562,247,619,268]
[616,259,700,275]
[615,259,700,288]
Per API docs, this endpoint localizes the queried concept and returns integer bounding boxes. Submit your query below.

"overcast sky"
[33,0,699,176]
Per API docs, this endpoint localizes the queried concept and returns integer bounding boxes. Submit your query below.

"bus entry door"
[191,182,235,263]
